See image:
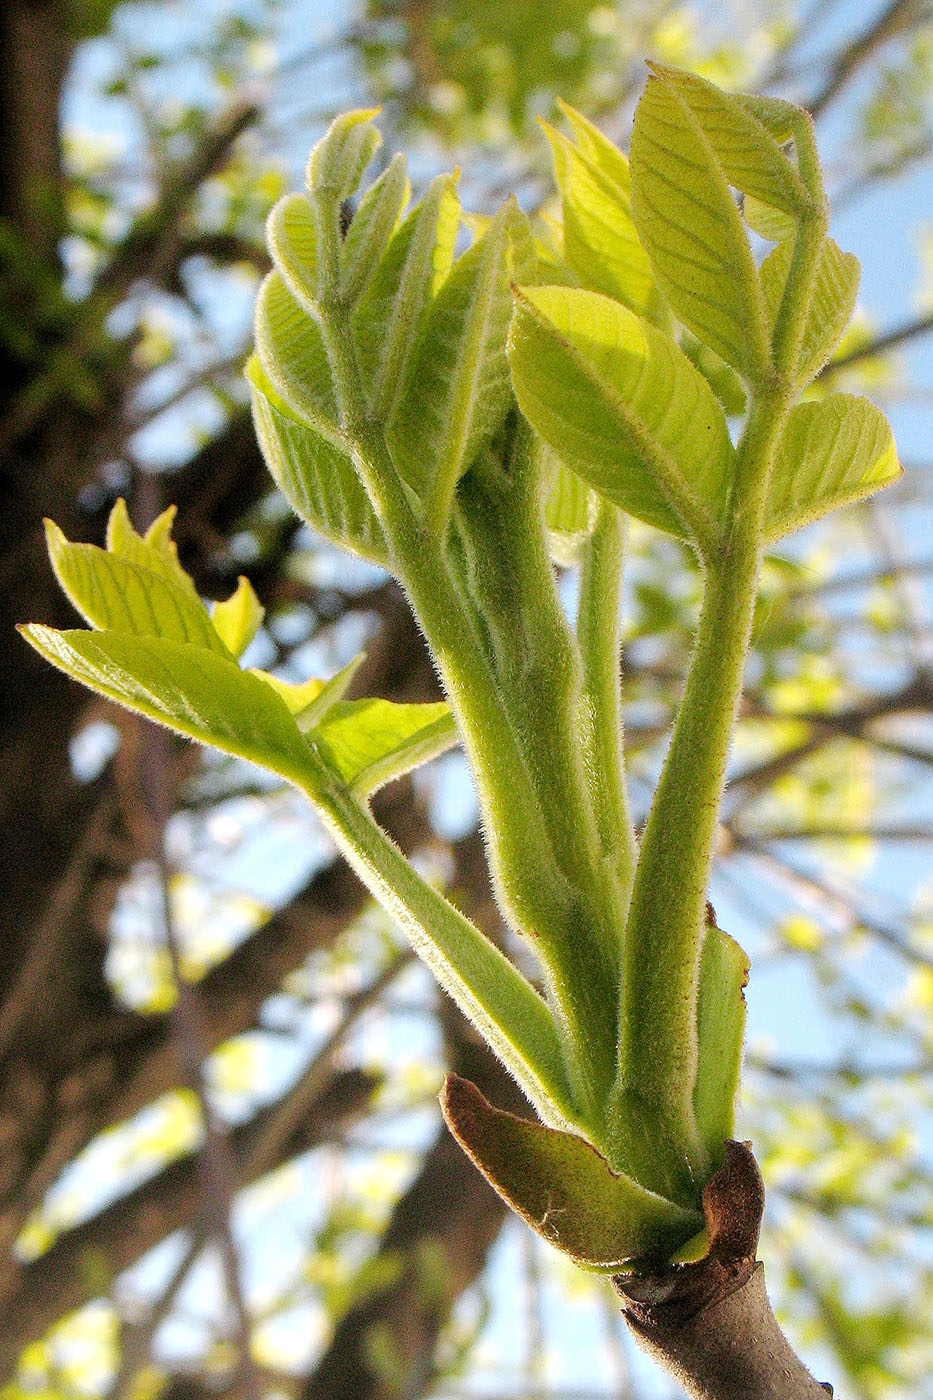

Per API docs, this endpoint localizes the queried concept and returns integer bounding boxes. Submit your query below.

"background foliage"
[1,1,932,1397]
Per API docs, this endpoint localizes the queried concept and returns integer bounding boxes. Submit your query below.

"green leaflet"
[266,192,319,311]
[247,360,389,567]
[45,521,232,656]
[340,152,410,304]
[211,578,265,658]
[544,450,597,566]
[764,393,900,543]
[258,652,366,732]
[254,272,340,429]
[556,99,631,192]
[315,697,458,797]
[680,334,747,416]
[693,922,749,1170]
[21,626,321,790]
[440,1074,703,1271]
[106,498,193,593]
[354,173,461,421]
[650,65,808,215]
[629,66,772,382]
[542,113,658,318]
[508,285,734,553]
[387,199,524,532]
[305,108,381,203]
[760,236,860,385]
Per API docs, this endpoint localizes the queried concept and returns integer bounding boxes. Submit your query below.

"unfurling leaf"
[440,1074,703,1270]
[760,236,860,384]
[354,173,460,421]
[340,151,410,304]
[541,107,658,318]
[508,284,733,551]
[247,359,389,567]
[764,393,900,542]
[305,108,381,203]
[693,922,749,1168]
[388,200,526,531]
[211,578,264,658]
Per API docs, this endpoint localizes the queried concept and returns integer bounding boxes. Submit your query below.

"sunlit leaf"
[315,695,458,796]
[764,393,900,542]
[542,114,657,317]
[267,192,319,311]
[248,360,389,567]
[760,236,860,384]
[340,152,410,304]
[20,626,318,789]
[305,108,381,203]
[508,285,734,548]
[254,271,339,427]
[354,172,460,421]
[45,520,231,655]
[629,65,772,380]
[211,577,264,658]
[388,199,525,530]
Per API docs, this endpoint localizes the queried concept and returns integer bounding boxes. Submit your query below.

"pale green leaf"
[211,578,264,658]
[542,118,657,317]
[693,922,748,1168]
[680,334,747,416]
[254,272,340,429]
[556,100,631,192]
[508,285,734,551]
[629,67,771,380]
[543,452,596,565]
[45,521,231,655]
[760,236,860,384]
[258,652,366,731]
[340,151,410,303]
[20,627,319,790]
[248,360,389,567]
[314,696,458,797]
[266,192,319,311]
[105,499,194,596]
[305,109,381,203]
[441,1074,703,1270]
[387,199,522,531]
[354,172,460,421]
[649,65,808,214]
[764,393,900,543]
[743,194,796,244]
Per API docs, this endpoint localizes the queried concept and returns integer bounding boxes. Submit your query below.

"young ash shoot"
[24,64,899,1399]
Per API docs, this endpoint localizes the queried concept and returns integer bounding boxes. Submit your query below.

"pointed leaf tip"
[441,1074,703,1270]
